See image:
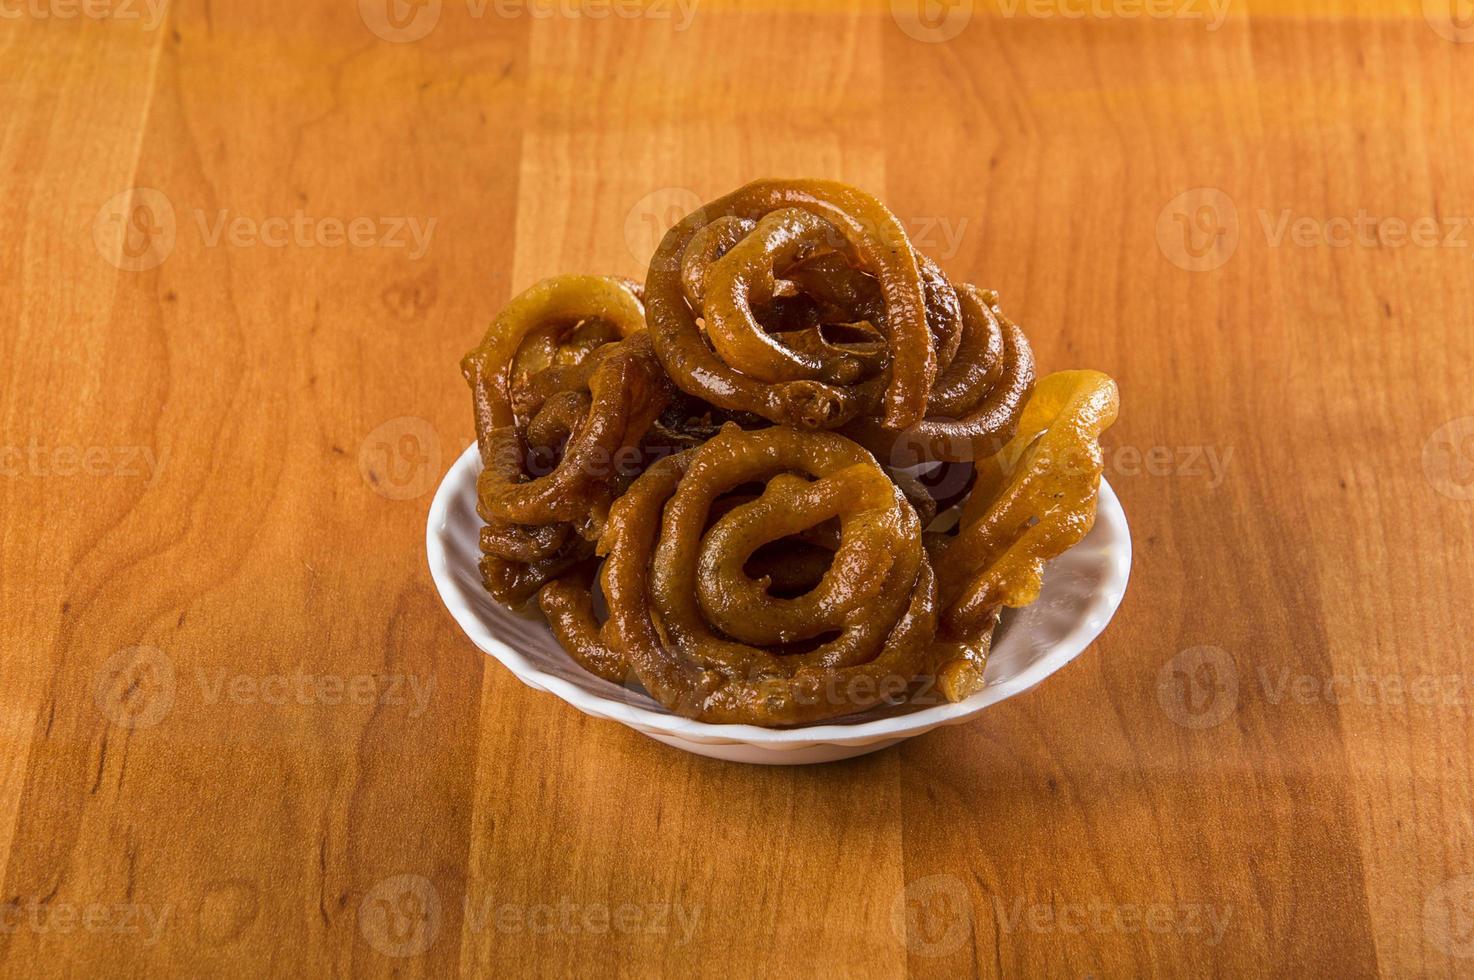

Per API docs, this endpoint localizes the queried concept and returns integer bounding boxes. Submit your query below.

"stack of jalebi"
[462,179,1118,726]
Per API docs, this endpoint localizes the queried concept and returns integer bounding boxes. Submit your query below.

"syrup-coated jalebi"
[599,425,938,725]
[647,178,1035,463]
[925,371,1120,696]
[461,275,668,604]
[460,180,1121,728]
[646,179,938,431]
[844,285,1037,464]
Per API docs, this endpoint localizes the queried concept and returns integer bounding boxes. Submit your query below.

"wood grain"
[2,0,1471,976]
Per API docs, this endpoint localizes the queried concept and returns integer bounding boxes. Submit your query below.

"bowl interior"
[427,444,1131,745]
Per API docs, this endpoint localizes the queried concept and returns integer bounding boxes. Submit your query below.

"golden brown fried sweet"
[462,275,669,605]
[480,541,590,608]
[926,609,1000,703]
[479,331,668,533]
[537,563,626,684]
[929,371,1120,689]
[598,425,938,725]
[844,285,1036,464]
[645,179,937,431]
[460,181,1121,727]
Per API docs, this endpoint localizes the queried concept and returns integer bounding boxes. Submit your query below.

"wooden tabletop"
[4,0,1473,976]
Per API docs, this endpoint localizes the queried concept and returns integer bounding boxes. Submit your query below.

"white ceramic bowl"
[427,444,1131,765]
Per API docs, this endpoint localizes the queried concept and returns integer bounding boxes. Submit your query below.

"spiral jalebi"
[461,275,668,604]
[599,425,938,725]
[460,181,1120,726]
[646,179,937,430]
